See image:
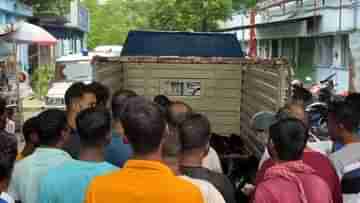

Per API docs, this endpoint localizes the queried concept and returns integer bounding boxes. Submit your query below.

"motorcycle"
[305,73,345,142]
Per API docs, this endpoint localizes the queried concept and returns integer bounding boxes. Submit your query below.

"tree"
[20,0,72,15]
[84,0,149,49]
[148,0,233,32]
[233,0,257,11]
[83,0,256,48]
[31,64,54,99]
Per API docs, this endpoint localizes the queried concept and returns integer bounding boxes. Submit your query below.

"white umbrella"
[3,21,57,45]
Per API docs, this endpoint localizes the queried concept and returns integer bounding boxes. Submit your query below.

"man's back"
[38,160,117,203]
[257,150,342,203]
[85,160,204,203]
[8,148,72,203]
[254,172,332,203]
[181,166,236,203]
[180,176,225,203]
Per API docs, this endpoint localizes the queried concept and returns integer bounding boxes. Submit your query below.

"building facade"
[53,0,89,57]
[222,0,360,92]
[0,0,33,70]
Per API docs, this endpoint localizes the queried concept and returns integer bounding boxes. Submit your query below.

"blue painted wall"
[0,0,33,70]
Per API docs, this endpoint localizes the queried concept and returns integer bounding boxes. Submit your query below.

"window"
[272,40,279,58]
[315,37,333,66]
[282,39,296,67]
[341,35,351,68]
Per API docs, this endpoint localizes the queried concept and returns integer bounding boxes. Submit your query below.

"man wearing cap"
[250,111,277,169]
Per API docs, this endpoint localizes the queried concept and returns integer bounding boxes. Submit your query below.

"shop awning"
[42,24,85,40]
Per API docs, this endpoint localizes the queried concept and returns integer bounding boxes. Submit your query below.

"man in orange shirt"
[85,97,204,203]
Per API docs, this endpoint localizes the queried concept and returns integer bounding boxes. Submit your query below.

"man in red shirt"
[253,118,333,203]
[256,149,342,203]
[255,103,342,203]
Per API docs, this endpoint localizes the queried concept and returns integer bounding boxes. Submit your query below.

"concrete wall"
[224,0,360,40]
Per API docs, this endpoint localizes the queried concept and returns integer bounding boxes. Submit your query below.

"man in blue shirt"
[8,109,72,203]
[38,107,117,203]
[105,89,136,167]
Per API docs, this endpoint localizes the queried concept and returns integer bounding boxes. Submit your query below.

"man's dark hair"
[346,93,360,119]
[154,95,171,114]
[76,107,111,147]
[346,93,360,105]
[22,116,40,142]
[292,86,312,104]
[167,101,193,126]
[329,100,359,133]
[37,109,68,146]
[179,113,211,151]
[269,118,307,161]
[64,82,85,107]
[88,82,110,107]
[120,96,166,155]
[111,89,137,121]
[0,131,17,182]
[0,97,7,115]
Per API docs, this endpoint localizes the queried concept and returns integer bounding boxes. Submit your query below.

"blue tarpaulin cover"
[121,30,244,57]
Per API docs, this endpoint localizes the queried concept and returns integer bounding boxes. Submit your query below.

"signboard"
[160,80,201,97]
[78,5,89,32]
[70,1,89,32]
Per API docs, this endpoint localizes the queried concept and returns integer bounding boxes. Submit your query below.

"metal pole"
[14,43,22,135]
[339,0,343,32]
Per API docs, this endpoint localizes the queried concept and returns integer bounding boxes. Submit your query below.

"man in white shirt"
[167,101,224,173]
[328,101,360,179]
[163,125,226,203]
[202,147,223,173]
[180,176,226,203]
[327,101,360,203]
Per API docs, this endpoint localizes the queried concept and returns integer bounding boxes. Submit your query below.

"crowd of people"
[0,80,360,203]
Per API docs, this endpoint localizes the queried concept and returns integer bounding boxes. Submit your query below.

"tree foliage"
[148,0,233,32]
[20,0,72,15]
[31,64,54,99]
[84,0,256,48]
[84,0,149,49]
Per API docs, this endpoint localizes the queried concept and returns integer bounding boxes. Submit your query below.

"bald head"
[167,101,193,126]
[278,103,307,125]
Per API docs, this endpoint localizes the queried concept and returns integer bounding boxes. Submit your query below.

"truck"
[92,31,292,159]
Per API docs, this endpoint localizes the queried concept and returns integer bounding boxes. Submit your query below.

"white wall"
[223,0,360,40]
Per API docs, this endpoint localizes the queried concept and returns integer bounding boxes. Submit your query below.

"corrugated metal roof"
[121,30,244,57]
